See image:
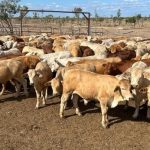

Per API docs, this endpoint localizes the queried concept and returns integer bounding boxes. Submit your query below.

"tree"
[0,0,26,35]
[117,9,121,18]
[136,14,142,27]
[73,7,82,23]
[126,16,136,27]
[116,9,122,25]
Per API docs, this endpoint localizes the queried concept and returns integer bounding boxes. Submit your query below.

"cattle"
[37,41,54,54]
[22,46,45,56]
[0,48,22,58]
[80,46,95,57]
[108,42,127,54]
[12,56,41,73]
[60,69,133,128]
[66,57,121,74]
[52,39,66,52]
[27,61,53,109]
[107,48,136,61]
[68,42,82,57]
[0,59,28,97]
[80,41,107,58]
[130,66,150,119]
[105,59,150,76]
[116,61,150,119]
[39,51,72,72]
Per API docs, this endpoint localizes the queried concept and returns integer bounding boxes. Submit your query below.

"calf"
[60,69,133,128]
[130,66,150,119]
[28,62,53,109]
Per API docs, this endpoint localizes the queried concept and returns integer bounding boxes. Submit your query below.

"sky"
[10,0,150,17]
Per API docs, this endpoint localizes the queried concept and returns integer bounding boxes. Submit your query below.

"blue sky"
[19,0,150,17]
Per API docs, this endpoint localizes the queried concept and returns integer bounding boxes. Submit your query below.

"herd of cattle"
[1,33,150,128]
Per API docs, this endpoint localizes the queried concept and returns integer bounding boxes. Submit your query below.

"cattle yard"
[0,11,150,150]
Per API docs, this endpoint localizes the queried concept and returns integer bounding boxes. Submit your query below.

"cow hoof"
[60,114,64,118]
[42,103,46,107]
[35,106,39,109]
[102,124,108,129]
[76,112,82,116]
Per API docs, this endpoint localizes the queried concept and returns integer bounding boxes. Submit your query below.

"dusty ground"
[0,88,150,150]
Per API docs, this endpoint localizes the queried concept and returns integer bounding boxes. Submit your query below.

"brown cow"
[12,56,41,73]
[106,59,150,76]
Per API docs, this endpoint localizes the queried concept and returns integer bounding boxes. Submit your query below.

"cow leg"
[132,97,140,119]
[72,94,82,116]
[22,78,28,97]
[100,101,108,128]
[35,89,41,109]
[60,93,70,118]
[14,81,21,98]
[147,92,150,119]
[0,84,5,95]
[15,77,28,97]
[41,88,47,106]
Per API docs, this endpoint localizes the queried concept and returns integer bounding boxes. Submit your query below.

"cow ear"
[114,86,121,92]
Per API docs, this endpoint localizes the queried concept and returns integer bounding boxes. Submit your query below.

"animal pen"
[20,9,91,36]
[1,9,150,38]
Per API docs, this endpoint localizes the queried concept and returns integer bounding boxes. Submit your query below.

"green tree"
[126,16,136,27]
[136,14,142,27]
[117,9,121,18]
[116,9,121,25]
[0,0,23,34]
[73,7,82,23]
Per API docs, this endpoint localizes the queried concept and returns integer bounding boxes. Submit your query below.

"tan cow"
[60,69,133,128]
[0,59,28,97]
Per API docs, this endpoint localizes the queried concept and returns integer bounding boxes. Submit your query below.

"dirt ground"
[0,88,150,150]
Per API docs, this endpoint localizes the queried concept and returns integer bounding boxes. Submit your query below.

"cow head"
[119,79,133,100]
[45,78,62,96]
[130,68,143,88]
[27,69,43,85]
[111,79,133,108]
